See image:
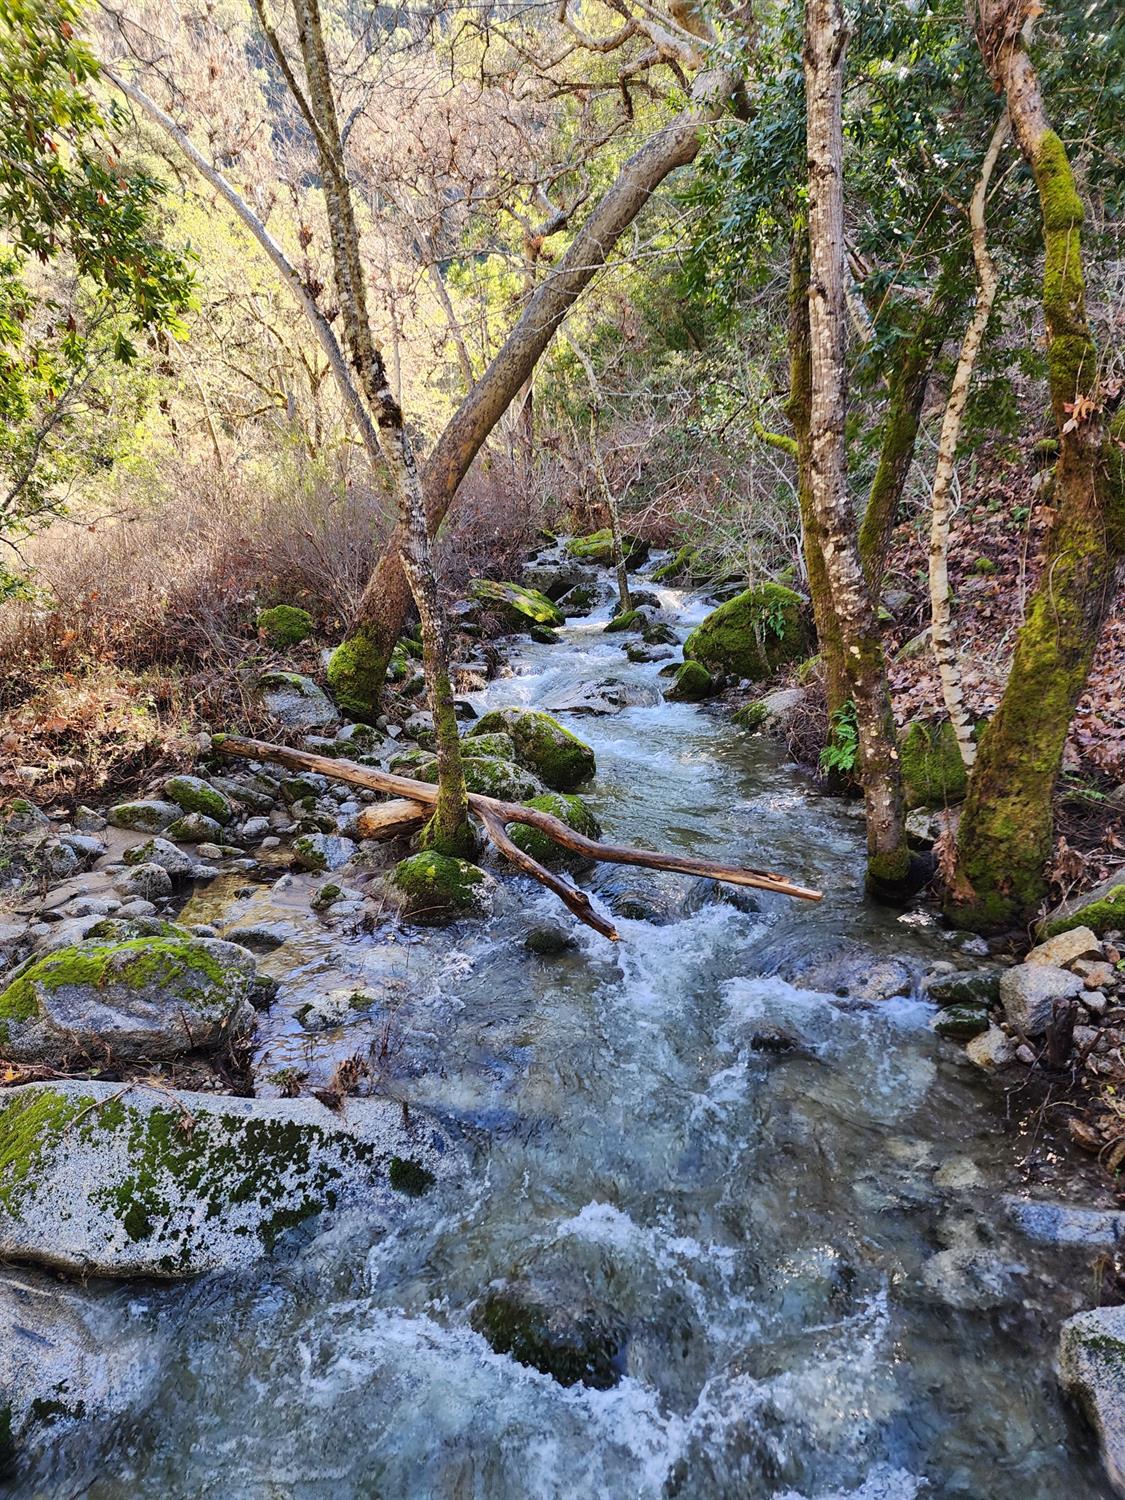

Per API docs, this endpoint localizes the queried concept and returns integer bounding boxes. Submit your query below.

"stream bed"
[1,582,1112,1498]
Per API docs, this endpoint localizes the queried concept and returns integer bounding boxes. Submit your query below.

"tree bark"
[804,0,909,896]
[328,65,742,717]
[948,1,1125,931]
[928,108,1009,769]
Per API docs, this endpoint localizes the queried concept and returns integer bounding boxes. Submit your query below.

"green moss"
[932,1003,990,1041]
[900,719,968,809]
[257,605,314,646]
[0,1088,80,1217]
[865,845,912,898]
[1043,884,1125,939]
[564,528,647,566]
[733,700,768,730]
[650,547,697,584]
[388,1156,436,1195]
[469,579,563,627]
[461,731,516,761]
[509,793,601,869]
[391,851,489,922]
[469,708,596,792]
[326,627,391,724]
[165,776,231,824]
[683,584,810,681]
[604,608,643,634]
[666,660,713,702]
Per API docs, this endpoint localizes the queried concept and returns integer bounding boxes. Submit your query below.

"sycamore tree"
[0,0,192,573]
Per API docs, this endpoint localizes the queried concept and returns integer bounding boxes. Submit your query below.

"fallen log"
[355,798,430,841]
[215,735,823,940]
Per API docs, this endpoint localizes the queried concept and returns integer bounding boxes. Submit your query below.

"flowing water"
[2,573,1112,1499]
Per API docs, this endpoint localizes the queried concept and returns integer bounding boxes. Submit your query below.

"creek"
[3,575,1110,1499]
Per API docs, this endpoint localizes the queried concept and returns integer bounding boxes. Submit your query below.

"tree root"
[215,735,823,940]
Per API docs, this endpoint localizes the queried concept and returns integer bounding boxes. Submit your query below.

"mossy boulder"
[471,1277,628,1389]
[164,775,232,825]
[666,661,714,702]
[292,833,356,872]
[460,731,517,762]
[603,608,645,634]
[257,604,314,646]
[165,812,225,844]
[509,793,601,871]
[557,583,599,617]
[931,1003,991,1041]
[0,1081,455,1276]
[565,529,649,568]
[390,852,494,924]
[1058,1305,1125,1497]
[258,671,339,733]
[0,936,257,1063]
[1041,876,1125,939]
[468,708,596,792]
[391,749,545,801]
[326,629,386,723]
[900,719,969,810]
[682,584,809,682]
[650,544,700,584]
[469,579,563,628]
[107,800,180,833]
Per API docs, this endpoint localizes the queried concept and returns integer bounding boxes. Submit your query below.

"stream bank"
[1,539,1123,1497]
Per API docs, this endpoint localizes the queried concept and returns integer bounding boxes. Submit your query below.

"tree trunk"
[947,1,1125,931]
[928,108,1009,769]
[785,221,847,717]
[285,0,471,856]
[804,0,909,897]
[327,66,741,718]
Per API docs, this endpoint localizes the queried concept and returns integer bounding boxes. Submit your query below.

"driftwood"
[216,735,823,941]
[356,798,430,841]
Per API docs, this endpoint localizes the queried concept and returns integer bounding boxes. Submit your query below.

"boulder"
[292,833,356,872]
[1042,876,1125,940]
[1026,925,1103,969]
[665,660,714,702]
[256,604,314,645]
[900,719,968,810]
[468,708,595,792]
[397,750,546,802]
[107,800,180,833]
[965,1024,1016,1071]
[999,962,1084,1036]
[556,583,599,617]
[931,1003,990,1041]
[2,798,49,836]
[0,1081,453,1277]
[164,775,232,824]
[257,671,339,733]
[520,562,596,602]
[509,794,601,871]
[649,544,700,584]
[682,584,810,681]
[733,686,805,733]
[1059,1305,1125,1497]
[469,579,563,628]
[390,852,495,924]
[122,836,198,881]
[114,862,173,903]
[0,935,256,1064]
[471,1276,627,1389]
[565,529,649,568]
[926,969,1001,1006]
[540,679,661,716]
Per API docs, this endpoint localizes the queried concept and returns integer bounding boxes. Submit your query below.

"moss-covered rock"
[666,661,714,702]
[258,671,339,733]
[0,936,257,1063]
[1041,876,1125,939]
[650,544,700,584]
[471,1277,628,1389]
[565,529,649,568]
[900,719,969,809]
[391,748,544,801]
[469,579,563,628]
[931,1003,991,1041]
[468,708,596,792]
[0,1081,455,1276]
[165,812,225,844]
[460,731,517,762]
[292,833,356,872]
[603,608,644,634]
[107,800,180,833]
[682,584,810,681]
[257,604,314,646]
[556,583,598,617]
[390,852,493,924]
[164,775,232,825]
[325,628,389,723]
[509,793,601,870]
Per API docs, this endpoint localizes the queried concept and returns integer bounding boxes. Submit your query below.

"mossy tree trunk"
[785,223,848,718]
[804,0,909,895]
[947,2,1125,930]
[330,64,743,716]
[928,107,1009,769]
[265,0,472,857]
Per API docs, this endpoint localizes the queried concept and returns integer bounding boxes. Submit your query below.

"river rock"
[1003,1197,1125,1249]
[0,934,256,1064]
[0,1081,454,1277]
[164,775,232,824]
[107,800,180,833]
[540,678,662,716]
[931,1003,990,1041]
[754,934,914,1003]
[114,862,173,903]
[257,671,339,733]
[122,836,198,881]
[682,584,810,682]
[999,963,1084,1036]
[292,833,356,872]
[468,708,595,792]
[520,561,596,601]
[471,1276,627,1389]
[1025,925,1103,969]
[926,969,1001,1006]
[965,1024,1016,1071]
[1059,1305,1125,1497]
[390,852,495,924]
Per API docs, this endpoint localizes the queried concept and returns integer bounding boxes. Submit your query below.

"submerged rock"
[1059,1305,1125,1497]
[0,1081,454,1277]
[468,708,595,792]
[524,923,578,956]
[753,935,914,1003]
[0,934,256,1063]
[682,584,810,682]
[540,679,661,716]
[471,1276,628,1389]
[390,852,494,924]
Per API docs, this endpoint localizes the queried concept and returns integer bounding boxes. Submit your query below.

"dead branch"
[216,735,823,940]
